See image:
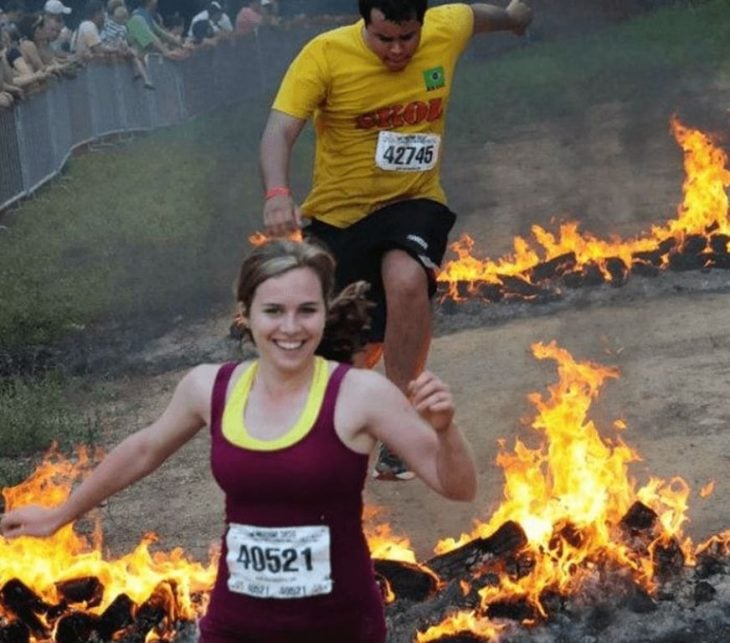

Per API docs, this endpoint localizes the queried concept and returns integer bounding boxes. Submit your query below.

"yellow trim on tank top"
[222,356,329,451]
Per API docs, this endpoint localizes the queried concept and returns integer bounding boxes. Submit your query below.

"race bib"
[226,524,332,599]
[375,131,441,172]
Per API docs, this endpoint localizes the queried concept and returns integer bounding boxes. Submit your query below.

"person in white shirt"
[72,0,106,57]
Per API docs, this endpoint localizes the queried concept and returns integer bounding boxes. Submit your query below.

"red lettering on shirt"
[355,98,443,129]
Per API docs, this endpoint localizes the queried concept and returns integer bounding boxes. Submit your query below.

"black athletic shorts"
[305,198,456,342]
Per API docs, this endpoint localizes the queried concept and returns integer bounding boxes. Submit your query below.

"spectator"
[164,11,185,41]
[101,2,154,88]
[0,26,23,107]
[235,0,274,37]
[16,13,59,73]
[71,0,106,57]
[43,0,73,54]
[3,20,52,89]
[127,0,187,59]
[215,0,233,32]
[188,1,224,40]
[2,0,25,32]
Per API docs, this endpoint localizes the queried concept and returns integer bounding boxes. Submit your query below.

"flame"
[363,505,417,563]
[700,481,715,498]
[428,342,730,632]
[437,117,730,300]
[0,447,218,640]
[248,229,303,246]
[416,609,504,642]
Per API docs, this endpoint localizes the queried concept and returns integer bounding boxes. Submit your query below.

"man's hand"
[506,0,532,35]
[407,371,455,433]
[263,194,302,238]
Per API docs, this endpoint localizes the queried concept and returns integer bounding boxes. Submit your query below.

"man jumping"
[259,0,532,480]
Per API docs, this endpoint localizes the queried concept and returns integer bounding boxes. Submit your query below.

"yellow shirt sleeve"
[272,37,329,120]
[436,3,474,53]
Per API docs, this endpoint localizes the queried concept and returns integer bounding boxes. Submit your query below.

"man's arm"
[259,109,307,237]
[471,0,532,35]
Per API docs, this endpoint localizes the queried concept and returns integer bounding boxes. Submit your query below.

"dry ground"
[82,73,730,581]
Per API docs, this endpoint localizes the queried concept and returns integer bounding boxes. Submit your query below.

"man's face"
[363,8,421,72]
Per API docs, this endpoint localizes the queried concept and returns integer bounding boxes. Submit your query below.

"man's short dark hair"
[358,0,427,25]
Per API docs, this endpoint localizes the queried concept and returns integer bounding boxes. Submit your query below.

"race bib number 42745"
[226,524,332,599]
[375,131,441,172]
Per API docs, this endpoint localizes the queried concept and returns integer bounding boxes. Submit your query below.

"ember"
[378,343,730,642]
[0,447,218,642]
[437,117,730,302]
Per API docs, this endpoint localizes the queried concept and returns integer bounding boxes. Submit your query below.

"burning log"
[55,576,103,608]
[497,275,546,299]
[0,579,52,638]
[526,252,577,282]
[630,260,660,278]
[426,521,527,582]
[562,261,605,289]
[0,621,30,643]
[631,249,665,267]
[373,559,440,602]
[620,501,658,534]
[605,257,628,286]
[97,593,135,640]
[484,597,537,621]
[55,612,100,643]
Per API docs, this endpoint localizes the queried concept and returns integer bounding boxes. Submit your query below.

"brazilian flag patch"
[423,66,445,91]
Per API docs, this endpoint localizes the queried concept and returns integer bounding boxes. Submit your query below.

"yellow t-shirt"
[272,4,474,228]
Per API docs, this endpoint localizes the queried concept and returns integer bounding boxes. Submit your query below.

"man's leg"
[372,249,431,481]
[381,249,431,392]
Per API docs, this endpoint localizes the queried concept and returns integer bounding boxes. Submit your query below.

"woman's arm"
[339,369,477,501]
[0,364,218,539]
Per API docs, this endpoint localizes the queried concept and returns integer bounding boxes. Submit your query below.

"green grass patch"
[0,373,101,487]
[449,0,730,137]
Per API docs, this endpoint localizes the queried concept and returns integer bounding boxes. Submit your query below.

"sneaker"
[372,443,415,481]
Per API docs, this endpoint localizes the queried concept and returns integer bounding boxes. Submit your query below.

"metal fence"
[0,28,315,213]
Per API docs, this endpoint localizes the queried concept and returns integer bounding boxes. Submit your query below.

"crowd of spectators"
[0,0,281,110]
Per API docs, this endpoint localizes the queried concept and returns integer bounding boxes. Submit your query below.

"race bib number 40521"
[375,131,441,172]
[226,523,332,599]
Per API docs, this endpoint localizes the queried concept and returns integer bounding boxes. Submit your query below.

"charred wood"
[620,501,658,534]
[658,237,678,255]
[709,233,730,254]
[0,621,30,643]
[475,282,504,303]
[605,257,628,286]
[426,521,528,581]
[485,597,537,621]
[0,579,52,638]
[680,234,708,254]
[526,252,577,282]
[385,578,480,643]
[631,249,665,266]
[668,250,709,271]
[497,275,545,298]
[653,538,685,578]
[98,593,135,640]
[562,262,605,289]
[373,559,439,602]
[55,611,100,643]
[631,260,660,277]
[55,576,103,608]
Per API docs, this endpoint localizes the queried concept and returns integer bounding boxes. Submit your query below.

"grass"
[0,0,727,473]
[0,373,102,486]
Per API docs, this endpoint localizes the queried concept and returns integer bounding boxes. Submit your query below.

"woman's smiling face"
[246,266,327,371]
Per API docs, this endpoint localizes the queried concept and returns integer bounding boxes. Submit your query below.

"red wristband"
[265,186,291,200]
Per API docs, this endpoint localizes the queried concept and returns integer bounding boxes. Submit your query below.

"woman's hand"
[407,371,454,433]
[1,505,63,539]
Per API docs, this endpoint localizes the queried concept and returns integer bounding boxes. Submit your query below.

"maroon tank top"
[199,361,386,643]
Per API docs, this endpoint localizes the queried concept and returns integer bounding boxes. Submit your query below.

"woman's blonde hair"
[235,239,372,362]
